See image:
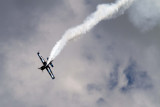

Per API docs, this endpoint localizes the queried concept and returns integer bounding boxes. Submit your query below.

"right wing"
[46,67,55,79]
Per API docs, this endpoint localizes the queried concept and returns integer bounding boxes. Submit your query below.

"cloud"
[121,59,153,92]
[0,0,160,107]
[0,0,62,43]
[128,0,160,32]
[108,63,119,90]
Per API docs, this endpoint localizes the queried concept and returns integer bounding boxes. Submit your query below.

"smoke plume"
[47,0,134,64]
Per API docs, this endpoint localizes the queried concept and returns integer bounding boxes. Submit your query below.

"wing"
[46,67,55,79]
[37,52,45,63]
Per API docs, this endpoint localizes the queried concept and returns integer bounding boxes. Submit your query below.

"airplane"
[37,52,55,79]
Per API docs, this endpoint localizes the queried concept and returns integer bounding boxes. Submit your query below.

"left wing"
[46,66,55,79]
[37,52,45,63]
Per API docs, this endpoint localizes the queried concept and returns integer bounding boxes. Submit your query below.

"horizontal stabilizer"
[50,62,54,67]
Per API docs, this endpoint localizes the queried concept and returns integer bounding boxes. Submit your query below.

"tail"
[47,57,54,67]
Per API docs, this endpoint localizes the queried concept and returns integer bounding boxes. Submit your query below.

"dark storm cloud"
[0,53,5,75]
[0,53,24,106]
[0,0,62,43]
[0,91,25,107]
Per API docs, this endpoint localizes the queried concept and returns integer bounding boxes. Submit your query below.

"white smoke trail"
[47,0,134,64]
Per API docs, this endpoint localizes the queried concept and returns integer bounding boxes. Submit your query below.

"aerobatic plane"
[37,52,55,79]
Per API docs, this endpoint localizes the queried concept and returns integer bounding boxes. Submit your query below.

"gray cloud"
[108,63,119,90]
[121,59,153,92]
[0,0,160,107]
[0,0,62,43]
[128,0,160,32]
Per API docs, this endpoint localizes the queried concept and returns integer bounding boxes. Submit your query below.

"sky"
[0,0,160,107]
